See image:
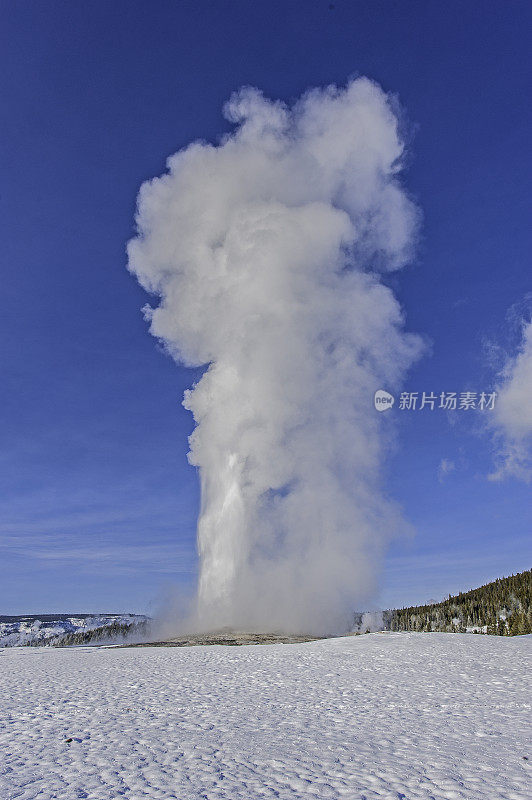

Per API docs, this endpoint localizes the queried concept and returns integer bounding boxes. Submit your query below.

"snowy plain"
[0,632,530,800]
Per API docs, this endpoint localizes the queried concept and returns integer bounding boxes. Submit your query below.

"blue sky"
[1,1,530,615]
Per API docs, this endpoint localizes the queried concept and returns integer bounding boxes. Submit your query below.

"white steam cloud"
[128,79,423,633]
[489,315,532,482]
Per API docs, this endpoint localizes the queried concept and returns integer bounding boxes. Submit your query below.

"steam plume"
[128,79,423,633]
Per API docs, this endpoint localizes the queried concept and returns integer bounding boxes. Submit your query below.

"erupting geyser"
[128,78,423,634]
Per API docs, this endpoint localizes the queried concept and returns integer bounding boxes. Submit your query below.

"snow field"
[0,632,530,799]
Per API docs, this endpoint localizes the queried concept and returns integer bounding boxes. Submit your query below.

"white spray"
[128,79,423,634]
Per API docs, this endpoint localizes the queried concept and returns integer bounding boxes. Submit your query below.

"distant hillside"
[53,617,150,647]
[0,614,150,647]
[388,569,531,635]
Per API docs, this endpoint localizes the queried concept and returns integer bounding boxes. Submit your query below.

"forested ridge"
[50,618,150,646]
[389,568,531,635]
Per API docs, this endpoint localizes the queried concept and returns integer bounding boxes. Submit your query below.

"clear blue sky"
[1,1,530,614]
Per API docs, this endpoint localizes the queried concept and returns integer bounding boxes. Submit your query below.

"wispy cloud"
[488,304,532,482]
[438,458,456,483]
[0,533,196,575]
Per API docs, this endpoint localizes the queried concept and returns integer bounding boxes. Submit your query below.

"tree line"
[25,618,151,647]
[388,568,531,636]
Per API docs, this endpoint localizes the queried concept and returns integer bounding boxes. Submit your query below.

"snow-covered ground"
[0,632,530,799]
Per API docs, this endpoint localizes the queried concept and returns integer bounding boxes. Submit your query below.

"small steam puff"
[128,79,424,634]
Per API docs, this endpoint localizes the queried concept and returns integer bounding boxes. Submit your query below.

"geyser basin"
[123,630,326,647]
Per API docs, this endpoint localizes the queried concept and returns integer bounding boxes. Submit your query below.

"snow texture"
[0,633,530,799]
